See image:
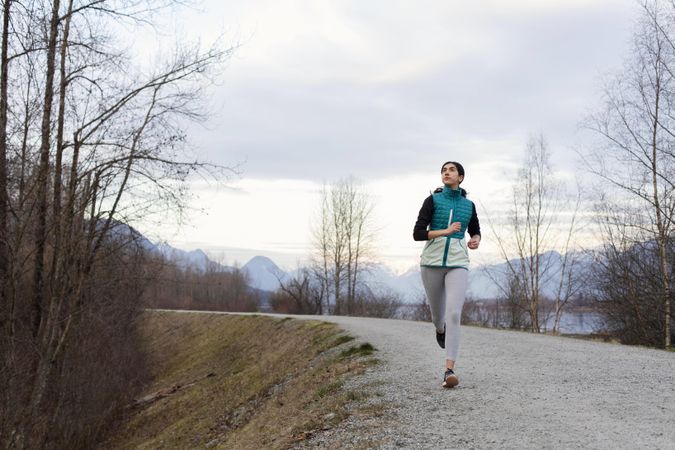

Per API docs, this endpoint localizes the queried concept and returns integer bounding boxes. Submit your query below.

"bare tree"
[351,285,401,319]
[271,267,324,315]
[0,0,11,338]
[590,199,669,346]
[583,0,675,348]
[405,293,432,322]
[342,180,373,312]
[550,188,589,333]
[486,134,581,332]
[312,186,333,313]
[312,178,375,315]
[0,0,237,446]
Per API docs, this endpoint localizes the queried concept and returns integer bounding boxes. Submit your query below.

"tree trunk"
[657,236,671,348]
[41,0,74,356]
[31,0,62,338]
[647,56,671,348]
[0,0,11,330]
[50,0,73,286]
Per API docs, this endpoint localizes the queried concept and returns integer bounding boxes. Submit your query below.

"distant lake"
[540,312,604,334]
[488,311,605,334]
[397,305,605,335]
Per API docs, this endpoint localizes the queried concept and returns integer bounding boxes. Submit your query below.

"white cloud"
[175,0,631,85]
[129,0,637,269]
[176,0,634,181]
[151,178,319,263]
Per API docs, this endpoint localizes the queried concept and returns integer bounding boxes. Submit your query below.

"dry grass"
[99,311,376,449]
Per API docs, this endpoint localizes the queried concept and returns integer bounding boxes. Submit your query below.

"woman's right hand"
[427,222,462,239]
[447,222,461,234]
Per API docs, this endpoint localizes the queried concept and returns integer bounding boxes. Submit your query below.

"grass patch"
[317,380,344,398]
[340,343,376,358]
[332,334,355,346]
[98,312,374,450]
[362,358,381,367]
[345,390,370,402]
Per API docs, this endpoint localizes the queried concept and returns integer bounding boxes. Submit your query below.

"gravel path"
[167,311,675,449]
[300,315,675,449]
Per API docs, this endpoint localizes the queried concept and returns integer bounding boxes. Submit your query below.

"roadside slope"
[99,312,378,449]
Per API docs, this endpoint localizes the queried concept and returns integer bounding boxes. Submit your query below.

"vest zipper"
[442,207,453,266]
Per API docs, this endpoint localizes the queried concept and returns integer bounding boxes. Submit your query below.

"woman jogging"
[413,161,481,388]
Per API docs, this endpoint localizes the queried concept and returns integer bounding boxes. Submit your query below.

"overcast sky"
[137,0,637,272]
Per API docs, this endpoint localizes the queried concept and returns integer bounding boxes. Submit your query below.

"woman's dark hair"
[441,161,465,178]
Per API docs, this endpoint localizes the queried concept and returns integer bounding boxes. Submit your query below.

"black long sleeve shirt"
[413,195,481,241]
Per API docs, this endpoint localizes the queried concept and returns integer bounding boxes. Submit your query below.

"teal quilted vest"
[430,186,474,238]
[420,186,474,269]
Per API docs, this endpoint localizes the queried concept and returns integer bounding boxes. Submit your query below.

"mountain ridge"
[114,223,590,303]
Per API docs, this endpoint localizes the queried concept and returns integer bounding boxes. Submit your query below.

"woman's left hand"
[467,235,481,250]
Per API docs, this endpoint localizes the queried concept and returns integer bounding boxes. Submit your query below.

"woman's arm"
[467,203,481,237]
[467,203,481,249]
[429,223,461,239]
[413,195,461,241]
[413,196,434,241]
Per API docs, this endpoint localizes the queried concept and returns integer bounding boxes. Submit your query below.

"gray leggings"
[420,267,468,361]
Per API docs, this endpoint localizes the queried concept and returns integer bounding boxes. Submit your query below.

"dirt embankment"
[99,311,378,449]
[102,310,675,449]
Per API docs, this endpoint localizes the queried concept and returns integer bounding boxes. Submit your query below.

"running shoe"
[436,324,446,349]
[442,368,459,388]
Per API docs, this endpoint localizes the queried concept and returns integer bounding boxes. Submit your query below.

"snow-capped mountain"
[105,220,157,252]
[359,264,425,302]
[155,243,232,273]
[238,250,594,304]
[102,222,233,273]
[106,222,592,303]
[242,256,290,291]
[466,250,594,300]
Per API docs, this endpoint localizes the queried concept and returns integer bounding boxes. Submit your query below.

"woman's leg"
[420,267,449,333]
[444,268,468,366]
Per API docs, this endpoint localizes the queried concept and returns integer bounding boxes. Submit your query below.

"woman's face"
[441,163,463,187]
